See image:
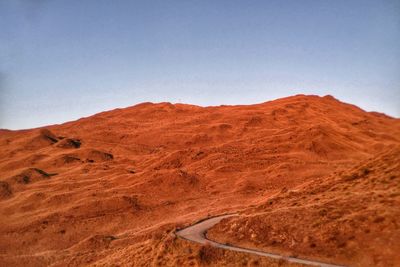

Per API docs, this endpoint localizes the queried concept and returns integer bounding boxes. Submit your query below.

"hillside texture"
[1,95,399,266]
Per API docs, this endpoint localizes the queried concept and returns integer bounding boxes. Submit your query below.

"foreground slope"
[208,148,400,267]
[0,94,399,266]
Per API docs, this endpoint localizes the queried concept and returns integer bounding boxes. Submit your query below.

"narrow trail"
[175,214,346,267]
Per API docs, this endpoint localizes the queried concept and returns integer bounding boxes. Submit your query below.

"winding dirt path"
[176,214,346,267]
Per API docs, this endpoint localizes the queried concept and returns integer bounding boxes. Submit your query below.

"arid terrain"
[0,94,399,266]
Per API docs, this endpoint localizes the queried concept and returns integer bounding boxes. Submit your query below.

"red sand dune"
[0,94,399,266]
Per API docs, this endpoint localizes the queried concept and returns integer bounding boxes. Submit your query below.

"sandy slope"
[0,94,399,266]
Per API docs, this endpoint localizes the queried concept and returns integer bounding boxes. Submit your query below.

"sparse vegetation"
[0,95,399,266]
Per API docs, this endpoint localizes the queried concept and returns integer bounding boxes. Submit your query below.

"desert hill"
[0,94,399,266]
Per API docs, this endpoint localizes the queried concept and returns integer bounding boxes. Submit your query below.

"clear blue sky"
[1,0,399,129]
